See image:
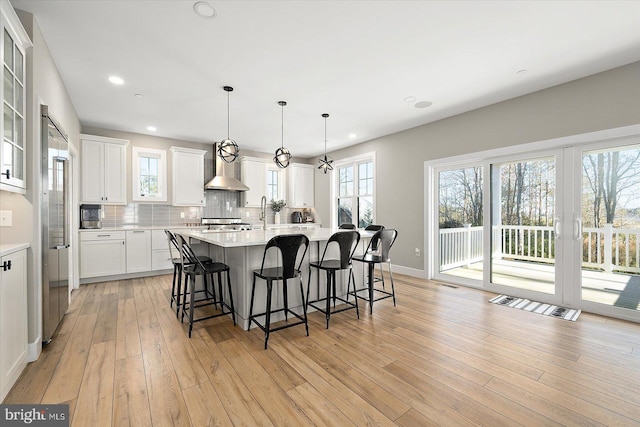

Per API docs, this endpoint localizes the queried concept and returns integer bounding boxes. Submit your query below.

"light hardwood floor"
[5,273,640,426]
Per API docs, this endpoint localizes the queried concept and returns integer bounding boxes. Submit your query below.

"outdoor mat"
[489,294,581,321]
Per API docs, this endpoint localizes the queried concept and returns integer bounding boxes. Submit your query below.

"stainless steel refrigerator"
[41,105,70,344]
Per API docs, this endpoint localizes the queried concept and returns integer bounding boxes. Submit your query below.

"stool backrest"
[260,234,309,279]
[165,229,181,259]
[365,229,397,262]
[176,234,206,270]
[364,224,384,250]
[338,223,356,230]
[320,230,360,269]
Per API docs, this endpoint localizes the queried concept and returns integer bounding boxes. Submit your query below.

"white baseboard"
[388,264,424,278]
[28,336,42,362]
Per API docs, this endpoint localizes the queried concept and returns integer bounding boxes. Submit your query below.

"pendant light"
[317,113,334,173]
[217,85,239,163]
[273,100,291,168]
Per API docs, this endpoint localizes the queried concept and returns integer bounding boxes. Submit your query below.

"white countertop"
[0,242,30,257]
[178,228,374,248]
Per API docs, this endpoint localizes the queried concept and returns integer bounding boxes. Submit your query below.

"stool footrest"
[349,287,394,302]
[307,296,358,316]
[249,308,306,333]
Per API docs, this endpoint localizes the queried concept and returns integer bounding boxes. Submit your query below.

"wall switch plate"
[245,211,250,218]
[0,210,12,227]
[180,211,185,219]
[415,248,421,257]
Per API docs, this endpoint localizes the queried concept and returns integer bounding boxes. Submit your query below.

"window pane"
[4,66,13,106]
[15,114,22,148]
[15,81,22,115]
[3,30,13,70]
[339,166,353,197]
[149,176,158,195]
[358,196,373,228]
[140,157,149,175]
[3,141,12,172]
[149,157,158,175]
[15,47,22,79]
[140,176,149,195]
[4,108,13,141]
[338,198,352,225]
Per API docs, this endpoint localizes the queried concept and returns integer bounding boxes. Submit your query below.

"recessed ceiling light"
[108,76,124,85]
[193,1,216,18]
[404,96,416,103]
[147,126,157,132]
[348,134,357,139]
[517,69,527,74]
[414,101,433,108]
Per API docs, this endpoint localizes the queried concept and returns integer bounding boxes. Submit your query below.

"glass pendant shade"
[219,86,239,163]
[274,100,291,169]
[317,113,333,173]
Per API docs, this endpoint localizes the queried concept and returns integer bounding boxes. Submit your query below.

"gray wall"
[0,9,82,351]
[315,61,640,272]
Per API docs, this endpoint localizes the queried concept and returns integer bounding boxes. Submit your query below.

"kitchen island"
[177,227,372,330]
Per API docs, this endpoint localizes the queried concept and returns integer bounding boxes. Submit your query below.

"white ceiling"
[11,0,640,158]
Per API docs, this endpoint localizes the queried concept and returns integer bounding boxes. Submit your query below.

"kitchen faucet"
[259,195,267,229]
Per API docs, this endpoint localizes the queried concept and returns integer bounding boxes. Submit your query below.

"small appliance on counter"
[201,217,252,232]
[291,211,303,223]
[80,204,102,229]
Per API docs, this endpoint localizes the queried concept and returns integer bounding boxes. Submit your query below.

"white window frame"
[132,146,167,202]
[331,151,376,229]
[266,165,283,201]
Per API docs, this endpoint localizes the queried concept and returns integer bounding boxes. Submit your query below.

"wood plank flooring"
[5,273,640,426]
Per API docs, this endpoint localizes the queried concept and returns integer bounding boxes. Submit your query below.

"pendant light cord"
[281,102,284,149]
[227,90,230,139]
[324,115,327,154]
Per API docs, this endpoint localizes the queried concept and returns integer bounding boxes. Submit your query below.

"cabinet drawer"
[152,230,170,251]
[80,231,126,241]
[152,249,175,271]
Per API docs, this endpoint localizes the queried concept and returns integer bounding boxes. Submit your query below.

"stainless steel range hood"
[204,143,249,191]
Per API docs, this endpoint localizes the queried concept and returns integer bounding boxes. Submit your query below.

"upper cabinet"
[240,157,268,207]
[0,3,31,193]
[170,146,206,206]
[287,163,314,208]
[80,134,128,204]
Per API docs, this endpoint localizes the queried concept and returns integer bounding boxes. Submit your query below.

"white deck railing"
[439,224,640,274]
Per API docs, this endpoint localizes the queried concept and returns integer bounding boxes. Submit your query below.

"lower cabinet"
[80,231,126,278]
[151,230,174,271]
[126,230,152,273]
[0,247,27,402]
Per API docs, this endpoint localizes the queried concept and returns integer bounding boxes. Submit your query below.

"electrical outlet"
[245,211,250,218]
[0,210,12,226]
[415,248,421,257]
[180,211,185,219]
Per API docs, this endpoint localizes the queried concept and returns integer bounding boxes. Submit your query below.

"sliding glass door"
[431,134,640,322]
[578,141,640,319]
[489,154,560,298]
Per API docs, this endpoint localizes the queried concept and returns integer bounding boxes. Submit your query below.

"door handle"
[2,260,11,271]
[574,218,583,240]
[1,169,9,179]
[553,218,561,238]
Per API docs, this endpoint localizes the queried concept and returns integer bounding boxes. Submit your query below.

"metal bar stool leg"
[299,276,309,336]
[264,280,273,350]
[283,279,289,321]
[368,263,375,314]
[249,275,257,331]
[226,269,236,326]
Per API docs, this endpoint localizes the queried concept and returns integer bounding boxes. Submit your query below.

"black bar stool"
[165,230,211,317]
[338,223,356,230]
[177,234,235,337]
[364,224,385,287]
[351,229,398,313]
[306,230,360,328]
[249,234,309,349]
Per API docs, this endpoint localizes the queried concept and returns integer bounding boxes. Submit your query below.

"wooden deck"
[442,259,640,310]
[4,273,640,426]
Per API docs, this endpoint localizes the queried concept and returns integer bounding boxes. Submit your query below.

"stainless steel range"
[201,217,252,232]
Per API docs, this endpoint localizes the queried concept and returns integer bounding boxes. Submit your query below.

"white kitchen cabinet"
[151,229,174,271]
[240,157,267,207]
[81,135,128,204]
[287,163,314,208]
[126,230,152,273]
[170,147,206,206]
[0,247,27,402]
[80,231,126,278]
[0,2,31,193]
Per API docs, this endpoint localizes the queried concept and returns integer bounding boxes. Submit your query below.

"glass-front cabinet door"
[1,3,31,192]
